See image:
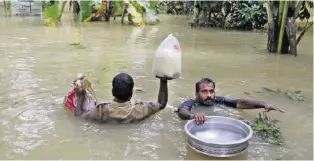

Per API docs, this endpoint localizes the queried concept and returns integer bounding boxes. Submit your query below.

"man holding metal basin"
[177,77,285,125]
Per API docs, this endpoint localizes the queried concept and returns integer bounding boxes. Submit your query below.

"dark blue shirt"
[180,96,238,111]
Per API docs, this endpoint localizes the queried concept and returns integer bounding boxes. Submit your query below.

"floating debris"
[262,87,281,94]
[244,92,251,95]
[272,156,284,160]
[284,90,305,101]
[253,90,264,94]
[135,87,145,92]
[70,42,86,49]
[250,112,284,145]
[251,87,305,102]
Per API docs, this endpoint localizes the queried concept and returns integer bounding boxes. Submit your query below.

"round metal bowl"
[184,116,253,157]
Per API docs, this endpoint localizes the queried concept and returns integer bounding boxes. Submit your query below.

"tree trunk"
[267,20,277,53]
[285,17,297,56]
[281,28,290,54]
[277,1,289,54]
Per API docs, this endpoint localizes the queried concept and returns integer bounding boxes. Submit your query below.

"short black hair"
[112,73,134,101]
[195,78,215,93]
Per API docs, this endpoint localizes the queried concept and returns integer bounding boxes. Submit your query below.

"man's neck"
[113,98,130,103]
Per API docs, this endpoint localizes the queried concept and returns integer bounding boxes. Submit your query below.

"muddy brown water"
[0,8,313,160]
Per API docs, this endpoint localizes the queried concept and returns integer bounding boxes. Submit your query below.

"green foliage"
[157,1,267,30]
[155,1,168,14]
[251,112,284,145]
[148,1,158,11]
[230,1,267,30]
[78,0,93,22]
[130,1,144,16]
[285,90,305,101]
[70,42,86,49]
[113,1,123,16]
[260,87,305,102]
[155,1,191,15]
[43,1,59,26]
[297,1,313,21]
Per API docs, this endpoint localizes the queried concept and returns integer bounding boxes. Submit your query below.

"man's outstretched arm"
[134,77,171,119]
[216,96,284,113]
[236,98,284,112]
[157,77,169,110]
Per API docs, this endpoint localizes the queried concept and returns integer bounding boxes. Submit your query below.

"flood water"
[0,7,313,160]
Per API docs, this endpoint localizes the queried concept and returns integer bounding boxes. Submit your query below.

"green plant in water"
[130,1,144,16]
[285,90,305,101]
[251,112,284,145]
[43,1,60,26]
[78,0,94,22]
[272,156,284,160]
[70,42,86,49]
[259,87,305,101]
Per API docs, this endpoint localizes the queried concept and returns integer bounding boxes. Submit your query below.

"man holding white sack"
[71,73,173,123]
[176,78,285,125]
[65,34,181,123]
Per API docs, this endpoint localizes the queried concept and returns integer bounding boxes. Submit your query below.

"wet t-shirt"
[82,100,161,123]
[179,96,238,111]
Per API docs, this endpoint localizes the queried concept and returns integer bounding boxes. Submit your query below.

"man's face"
[196,83,216,106]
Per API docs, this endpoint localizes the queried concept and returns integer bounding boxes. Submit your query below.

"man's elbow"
[177,110,191,120]
[159,103,167,110]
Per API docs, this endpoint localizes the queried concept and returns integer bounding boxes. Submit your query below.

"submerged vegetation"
[284,90,305,101]
[245,87,306,102]
[250,112,284,145]
[70,42,86,49]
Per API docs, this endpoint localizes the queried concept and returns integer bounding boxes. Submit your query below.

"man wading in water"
[66,73,172,123]
[176,78,285,125]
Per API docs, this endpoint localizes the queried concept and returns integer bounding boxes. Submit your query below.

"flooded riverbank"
[0,8,312,160]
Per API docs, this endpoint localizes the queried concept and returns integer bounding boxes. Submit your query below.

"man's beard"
[196,96,215,106]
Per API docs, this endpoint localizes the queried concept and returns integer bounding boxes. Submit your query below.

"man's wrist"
[160,79,167,83]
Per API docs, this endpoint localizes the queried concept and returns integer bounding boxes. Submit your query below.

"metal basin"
[184,116,253,157]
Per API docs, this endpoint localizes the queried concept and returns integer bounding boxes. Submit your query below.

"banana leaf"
[43,1,60,26]
[130,1,144,16]
[78,0,93,22]
[113,1,123,16]
[127,1,145,26]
